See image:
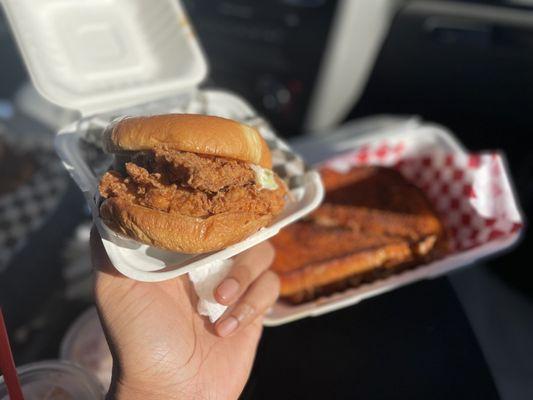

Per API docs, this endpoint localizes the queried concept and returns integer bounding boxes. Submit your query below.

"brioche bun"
[100,197,273,253]
[104,114,272,169]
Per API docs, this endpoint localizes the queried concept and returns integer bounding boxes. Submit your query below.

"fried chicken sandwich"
[98,114,287,253]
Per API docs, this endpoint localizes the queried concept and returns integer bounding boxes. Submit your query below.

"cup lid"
[1,0,207,116]
[0,360,104,399]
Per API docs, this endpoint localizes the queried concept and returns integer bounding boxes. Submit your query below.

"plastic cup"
[60,307,112,391]
[0,360,104,399]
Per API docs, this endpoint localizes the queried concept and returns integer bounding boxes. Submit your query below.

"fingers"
[214,241,275,305]
[215,270,280,337]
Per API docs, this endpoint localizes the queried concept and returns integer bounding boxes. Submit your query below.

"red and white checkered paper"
[323,138,523,252]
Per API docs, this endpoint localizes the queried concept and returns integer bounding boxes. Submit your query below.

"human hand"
[90,228,279,400]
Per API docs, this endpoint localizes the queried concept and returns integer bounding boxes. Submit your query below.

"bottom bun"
[100,197,273,254]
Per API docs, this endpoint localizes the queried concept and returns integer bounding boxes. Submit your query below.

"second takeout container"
[2,0,324,280]
[264,119,524,326]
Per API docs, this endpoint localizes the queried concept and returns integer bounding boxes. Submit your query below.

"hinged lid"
[1,0,208,116]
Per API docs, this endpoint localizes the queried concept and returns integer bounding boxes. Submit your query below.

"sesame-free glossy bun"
[100,197,274,254]
[104,114,272,168]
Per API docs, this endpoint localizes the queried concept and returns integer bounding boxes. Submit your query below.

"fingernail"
[216,316,239,337]
[216,278,240,302]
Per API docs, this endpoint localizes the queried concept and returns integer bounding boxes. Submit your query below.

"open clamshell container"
[2,0,323,281]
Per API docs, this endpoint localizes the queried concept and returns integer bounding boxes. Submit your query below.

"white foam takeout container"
[263,119,524,326]
[2,0,324,281]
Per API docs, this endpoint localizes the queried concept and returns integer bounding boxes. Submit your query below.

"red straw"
[0,308,24,400]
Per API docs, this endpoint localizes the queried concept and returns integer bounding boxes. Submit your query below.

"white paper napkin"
[188,259,233,323]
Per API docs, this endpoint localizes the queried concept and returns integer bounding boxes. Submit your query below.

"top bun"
[103,114,272,169]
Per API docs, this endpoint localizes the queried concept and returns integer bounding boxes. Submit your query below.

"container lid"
[1,0,207,116]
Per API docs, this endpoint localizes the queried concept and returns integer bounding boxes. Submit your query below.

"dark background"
[1,0,532,399]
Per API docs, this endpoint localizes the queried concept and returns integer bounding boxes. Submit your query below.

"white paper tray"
[264,120,524,326]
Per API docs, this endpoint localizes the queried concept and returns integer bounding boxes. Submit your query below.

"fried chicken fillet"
[100,149,285,219]
[98,114,287,253]
[271,166,448,303]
